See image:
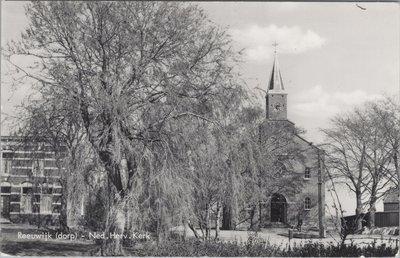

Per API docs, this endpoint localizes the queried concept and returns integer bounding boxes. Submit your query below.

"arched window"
[304,167,311,179]
[304,197,311,210]
[21,182,33,194]
[274,162,287,177]
[1,182,11,194]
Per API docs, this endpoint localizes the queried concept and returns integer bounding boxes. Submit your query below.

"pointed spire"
[268,48,285,93]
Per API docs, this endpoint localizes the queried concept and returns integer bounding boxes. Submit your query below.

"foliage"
[287,241,397,257]
[131,238,397,257]
[367,96,400,188]
[322,112,370,231]
[133,238,284,257]
[323,96,400,230]
[4,1,247,254]
[4,0,340,254]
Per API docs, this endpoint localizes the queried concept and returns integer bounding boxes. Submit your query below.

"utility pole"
[397,151,399,257]
[318,148,326,238]
[396,93,400,257]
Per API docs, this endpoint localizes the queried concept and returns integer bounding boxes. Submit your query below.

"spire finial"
[272,41,279,53]
[267,43,285,93]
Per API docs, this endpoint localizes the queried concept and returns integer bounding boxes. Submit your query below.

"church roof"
[268,52,285,93]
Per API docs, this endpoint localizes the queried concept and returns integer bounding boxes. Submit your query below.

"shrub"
[129,239,398,257]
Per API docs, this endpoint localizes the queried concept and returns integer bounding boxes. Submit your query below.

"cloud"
[286,85,384,143]
[291,85,384,119]
[230,24,326,62]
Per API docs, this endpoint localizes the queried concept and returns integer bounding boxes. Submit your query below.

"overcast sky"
[1,2,399,215]
[199,2,399,142]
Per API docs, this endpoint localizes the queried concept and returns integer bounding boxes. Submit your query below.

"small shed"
[383,190,399,212]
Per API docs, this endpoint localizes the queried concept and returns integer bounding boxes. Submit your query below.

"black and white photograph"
[0,1,399,257]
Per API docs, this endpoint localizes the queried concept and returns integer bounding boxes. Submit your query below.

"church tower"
[266,51,287,120]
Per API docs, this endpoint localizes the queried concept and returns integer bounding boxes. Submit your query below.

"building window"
[21,182,33,214]
[2,152,13,159]
[1,182,11,218]
[32,159,44,177]
[304,197,311,210]
[40,183,53,214]
[1,182,11,194]
[304,167,311,179]
[1,157,12,175]
[274,162,287,177]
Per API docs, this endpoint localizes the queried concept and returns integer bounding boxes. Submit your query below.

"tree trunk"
[205,203,210,240]
[222,204,233,230]
[188,220,200,239]
[222,204,235,230]
[59,176,70,233]
[100,198,126,256]
[183,219,187,241]
[60,194,69,232]
[215,202,221,240]
[369,195,377,228]
[57,158,69,232]
[199,222,205,240]
[249,206,256,230]
[355,190,363,231]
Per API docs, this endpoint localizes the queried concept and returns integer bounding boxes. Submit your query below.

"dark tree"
[5,2,243,255]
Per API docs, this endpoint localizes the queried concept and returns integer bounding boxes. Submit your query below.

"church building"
[259,51,325,237]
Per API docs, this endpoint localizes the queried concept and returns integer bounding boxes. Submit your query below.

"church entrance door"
[270,193,287,223]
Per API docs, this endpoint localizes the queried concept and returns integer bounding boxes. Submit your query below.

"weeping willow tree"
[216,105,307,230]
[4,1,244,255]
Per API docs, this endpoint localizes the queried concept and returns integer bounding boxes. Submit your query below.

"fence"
[375,212,399,227]
[343,212,399,230]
